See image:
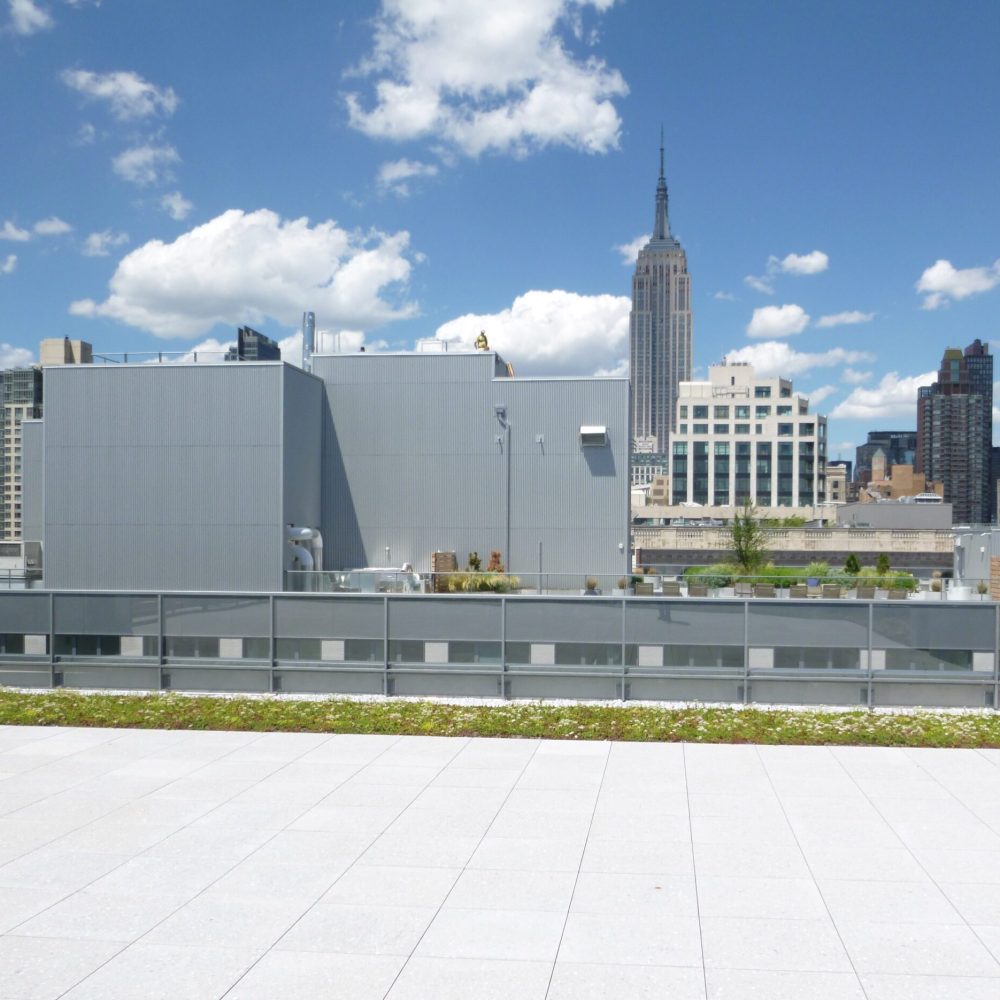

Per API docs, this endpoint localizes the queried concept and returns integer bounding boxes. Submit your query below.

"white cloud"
[779,250,828,275]
[0,342,33,366]
[1,254,16,274]
[725,341,875,378]
[33,216,72,236]
[74,122,97,145]
[801,384,836,407]
[8,0,52,35]
[615,233,648,265]
[82,229,128,257]
[376,158,439,196]
[434,288,630,376]
[713,290,735,301]
[69,208,419,338]
[743,274,774,294]
[841,367,871,384]
[831,370,936,420]
[160,191,192,220]
[816,310,874,328]
[61,69,179,120]
[744,249,829,294]
[917,258,1000,310]
[746,303,810,338]
[345,0,628,158]
[112,143,179,186]
[0,221,31,241]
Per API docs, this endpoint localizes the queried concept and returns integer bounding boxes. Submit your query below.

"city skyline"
[1,0,998,457]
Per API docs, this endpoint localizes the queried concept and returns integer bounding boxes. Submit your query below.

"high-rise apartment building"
[224,326,281,362]
[917,339,993,524]
[0,367,43,539]
[629,141,692,456]
[669,363,827,507]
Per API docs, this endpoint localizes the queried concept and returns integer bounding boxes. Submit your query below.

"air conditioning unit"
[580,425,608,447]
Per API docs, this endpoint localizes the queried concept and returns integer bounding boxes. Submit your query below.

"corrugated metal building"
[26,363,322,591]
[22,351,629,591]
[315,353,629,578]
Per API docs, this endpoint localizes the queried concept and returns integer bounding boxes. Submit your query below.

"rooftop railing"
[0,588,997,709]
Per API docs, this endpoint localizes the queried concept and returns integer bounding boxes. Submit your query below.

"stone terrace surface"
[1,726,1000,999]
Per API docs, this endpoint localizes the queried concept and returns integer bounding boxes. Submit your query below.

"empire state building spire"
[653,129,670,241]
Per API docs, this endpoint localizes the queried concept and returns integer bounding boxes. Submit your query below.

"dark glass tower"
[916,339,993,523]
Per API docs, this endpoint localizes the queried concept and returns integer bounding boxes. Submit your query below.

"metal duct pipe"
[302,311,316,372]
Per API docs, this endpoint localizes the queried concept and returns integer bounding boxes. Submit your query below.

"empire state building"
[629,143,692,455]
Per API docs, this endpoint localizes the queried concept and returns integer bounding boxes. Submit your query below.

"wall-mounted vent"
[580,425,608,447]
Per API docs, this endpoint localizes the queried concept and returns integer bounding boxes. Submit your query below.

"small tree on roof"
[727,499,769,574]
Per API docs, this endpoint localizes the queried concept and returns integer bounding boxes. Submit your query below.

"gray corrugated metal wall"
[20,419,43,544]
[497,377,630,579]
[282,366,323,552]
[42,364,286,591]
[314,353,629,577]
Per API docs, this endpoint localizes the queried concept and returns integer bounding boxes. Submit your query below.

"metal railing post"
[620,596,627,702]
[742,599,749,704]
[48,591,56,688]
[500,595,507,699]
[994,602,999,712]
[269,594,276,693]
[867,601,874,709]
[157,592,164,689]
[383,595,389,697]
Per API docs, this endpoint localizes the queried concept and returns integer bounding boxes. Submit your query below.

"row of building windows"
[680,404,799,419]
[677,422,818,438]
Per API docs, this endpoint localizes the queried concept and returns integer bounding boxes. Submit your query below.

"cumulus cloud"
[376,158,439,196]
[1,221,31,241]
[831,370,936,420]
[725,341,875,378]
[82,229,128,257]
[713,290,736,301]
[841,367,872,385]
[917,258,1000,310]
[780,250,828,275]
[615,233,648,265]
[816,310,874,328]
[434,288,630,376]
[801,384,836,407]
[7,0,52,35]
[69,208,419,338]
[160,191,192,220]
[1,254,16,274]
[61,69,179,120]
[112,143,179,186]
[0,342,33,366]
[345,0,628,158]
[746,303,810,338]
[33,216,72,236]
[745,249,829,294]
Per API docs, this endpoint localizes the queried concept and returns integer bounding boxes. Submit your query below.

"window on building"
[714,442,730,455]
[755,386,771,398]
[679,406,688,418]
[755,405,770,417]
[679,424,688,434]
[778,423,793,436]
[693,405,708,419]
[800,423,814,436]
[713,424,729,435]
[735,405,750,419]
[714,405,729,419]
[673,442,688,455]
[693,423,708,434]
[777,405,792,416]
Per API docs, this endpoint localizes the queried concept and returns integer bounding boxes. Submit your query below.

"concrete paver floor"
[1,725,1000,999]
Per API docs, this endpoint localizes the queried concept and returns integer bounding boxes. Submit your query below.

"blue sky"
[1,0,998,460]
